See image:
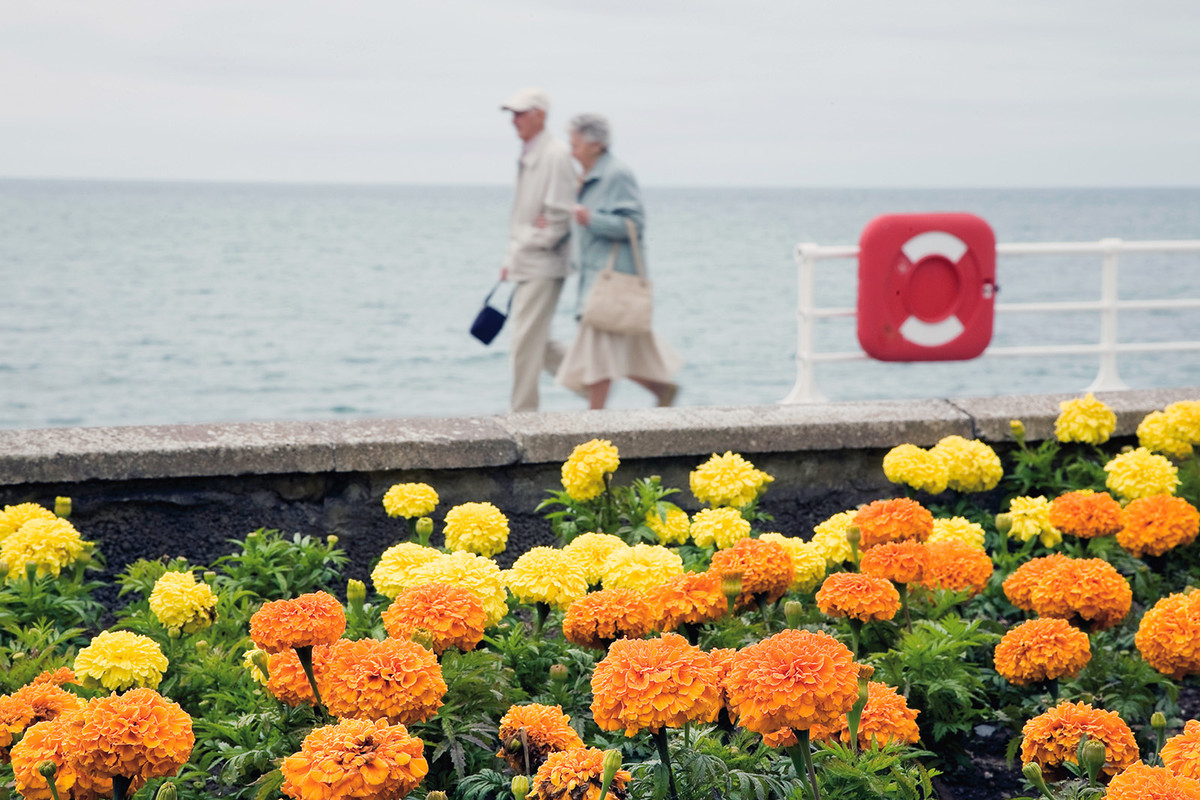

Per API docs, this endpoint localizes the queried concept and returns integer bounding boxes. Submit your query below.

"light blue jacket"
[570,151,647,315]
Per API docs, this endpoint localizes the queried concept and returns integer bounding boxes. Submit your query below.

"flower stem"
[897,583,912,632]
[848,619,863,658]
[294,645,330,722]
[112,775,131,800]
[757,596,773,635]
[532,602,551,639]
[787,729,821,800]
[652,728,680,800]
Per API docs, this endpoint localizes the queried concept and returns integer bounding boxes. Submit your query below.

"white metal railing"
[782,238,1200,403]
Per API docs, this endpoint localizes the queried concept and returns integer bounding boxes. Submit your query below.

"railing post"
[1087,238,1129,392]
[782,243,827,403]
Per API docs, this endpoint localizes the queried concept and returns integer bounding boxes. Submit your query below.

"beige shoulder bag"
[580,218,653,335]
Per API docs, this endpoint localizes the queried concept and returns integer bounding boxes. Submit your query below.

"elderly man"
[499,87,577,412]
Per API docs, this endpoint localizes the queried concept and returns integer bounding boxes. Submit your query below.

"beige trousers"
[509,277,566,412]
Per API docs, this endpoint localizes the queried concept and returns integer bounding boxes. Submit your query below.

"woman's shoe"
[657,383,679,407]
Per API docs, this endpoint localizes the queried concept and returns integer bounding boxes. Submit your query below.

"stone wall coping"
[0,387,1196,485]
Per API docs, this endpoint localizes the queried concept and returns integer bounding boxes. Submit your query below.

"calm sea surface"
[2,180,1198,429]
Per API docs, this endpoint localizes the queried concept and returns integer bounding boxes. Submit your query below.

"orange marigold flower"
[11,711,112,800]
[1163,720,1200,781]
[853,498,934,549]
[1003,553,1073,612]
[381,582,487,655]
[816,572,900,623]
[267,646,331,707]
[707,538,793,610]
[1048,490,1124,539]
[562,589,656,650]
[993,618,1091,686]
[1029,558,1132,630]
[645,571,727,632]
[725,629,859,734]
[920,539,994,597]
[591,633,721,736]
[1118,495,1200,558]
[529,747,632,800]
[859,540,927,584]
[31,668,76,687]
[707,647,737,709]
[0,680,84,759]
[812,682,920,749]
[250,592,346,653]
[281,718,428,800]
[74,689,194,788]
[320,638,446,726]
[1021,701,1139,778]
[1136,591,1200,679]
[1107,762,1200,800]
[495,704,584,774]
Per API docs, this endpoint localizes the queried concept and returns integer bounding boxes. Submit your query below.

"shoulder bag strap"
[624,218,647,279]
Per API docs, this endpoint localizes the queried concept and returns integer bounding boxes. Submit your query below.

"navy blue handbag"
[470,282,512,345]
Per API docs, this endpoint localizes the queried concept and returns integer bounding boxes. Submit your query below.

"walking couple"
[499,87,681,412]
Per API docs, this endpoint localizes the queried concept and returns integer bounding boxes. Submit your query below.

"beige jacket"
[503,132,577,281]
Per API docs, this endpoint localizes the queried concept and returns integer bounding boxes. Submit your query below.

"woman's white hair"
[569,113,611,150]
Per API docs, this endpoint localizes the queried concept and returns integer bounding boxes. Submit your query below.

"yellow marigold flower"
[505,547,590,609]
[0,680,83,759]
[1167,400,1200,442]
[591,633,721,736]
[442,501,509,557]
[708,538,793,610]
[371,542,443,599]
[1021,701,1139,778]
[381,582,487,655]
[1162,720,1200,781]
[242,648,270,686]
[562,588,656,650]
[1003,553,1073,612]
[811,511,857,567]
[495,704,584,774]
[563,532,629,585]
[528,747,632,800]
[320,638,446,726]
[1,517,88,579]
[921,539,994,596]
[382,482,438,519]
[689,451,773,508]
[1136,590,1200,679]
[1055,393,1117,444]
[601,544,683,591]
[1105,447,1180,501]
[561,439,620,503]
[816,572,900,622]
[994,618,1091,686]
[645,571,727,632]
[645,505,690,545]
[1048,490,1123,540]
[280,718,428,800]
[859,540,927,584]
[265,646,331,707]
[928,516,987,549]
[853,498,934,549]
[930,435,1003,493]
[1030,557,1131,631]
[405,551,509,627]
[811,682,920,749]
[249,591,346,653]
[0,502,56,542]
[74,631,169,692]
[725,629,859,734]
[1008,496,1062,548]
[689,507,751,550]
[882,444,949,494]
[75,689,194,788]
[1139,410,1194,460]
[1107,763,1200,800]
[1117,494,1200,558]
[759,533,827,592]
[148,571,218,636]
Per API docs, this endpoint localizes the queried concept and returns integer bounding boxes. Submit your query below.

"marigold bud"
[1081,738,1108,783]
[203,570,217,583]
[1151,711,1167,731]
[326,535,339,546]
[784,600,804,628]
[549,663,569,684]
[37,760,57,781]
[1022,762,1050,798]
[427,793,448,800]
[599,749,622,800]
[249,648,271,682]
[511,775,530,800]
[346,578,367,607]
[195,640,209,652]
[1010,419,1026,441]
[155,782,178,800]
[416,517,434,538]
[54,496,72,518]
[995,513,1013,534]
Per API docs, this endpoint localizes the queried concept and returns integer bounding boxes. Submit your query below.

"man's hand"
[533,213,548,229]
[572,204,590,226]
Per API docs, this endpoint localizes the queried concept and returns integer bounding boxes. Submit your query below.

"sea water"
[1,180,1198,429]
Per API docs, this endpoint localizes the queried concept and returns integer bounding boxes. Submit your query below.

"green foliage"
[809,740,941,800]
[1001,438,1108,500]
[1062,631,1179,728]
[212,528,348,602]
[0,561,107,633]
[629,727,794,800]
[192,702,312,800]
[457,768,511,800]
[0,618,85,692]
[537,476,679,545]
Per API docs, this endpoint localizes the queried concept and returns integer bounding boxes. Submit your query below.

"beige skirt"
[556,323,683,392]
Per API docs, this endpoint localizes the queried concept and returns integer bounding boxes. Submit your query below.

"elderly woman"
[554,113,681,409]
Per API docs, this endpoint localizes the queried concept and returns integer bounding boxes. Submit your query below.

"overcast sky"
[3,1,1198,187]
